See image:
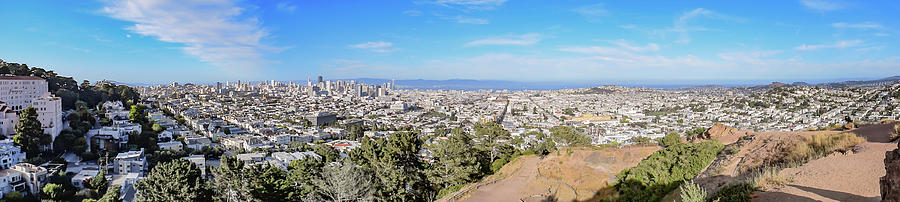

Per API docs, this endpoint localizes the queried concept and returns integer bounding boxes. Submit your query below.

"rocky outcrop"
[881,142,900,201]
[699,123,739,140]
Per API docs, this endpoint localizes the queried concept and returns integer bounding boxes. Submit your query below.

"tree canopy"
[135,159,211,201]
[14,107,50,157]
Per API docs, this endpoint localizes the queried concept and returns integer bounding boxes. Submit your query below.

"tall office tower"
[307,76,312,86]
[391,79,395,90]
[317,76,323,84]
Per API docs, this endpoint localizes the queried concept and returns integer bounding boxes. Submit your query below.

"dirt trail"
[461,156,541,202]
[752,123,899,202]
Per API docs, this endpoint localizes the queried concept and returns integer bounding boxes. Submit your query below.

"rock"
[700,123,738,140]
[881,142,900,201]
[843,122,856,130]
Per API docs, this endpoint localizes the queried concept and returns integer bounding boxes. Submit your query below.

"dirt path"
[461,156,541,202]
[753,123,899,202]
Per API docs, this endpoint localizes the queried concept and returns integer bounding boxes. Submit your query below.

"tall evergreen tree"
[135,159,211,201]
[212,157,251,202]
[426,132,484,189]
[14,107,50,157]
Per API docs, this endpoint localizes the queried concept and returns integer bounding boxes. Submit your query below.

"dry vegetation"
[693,131,867,201]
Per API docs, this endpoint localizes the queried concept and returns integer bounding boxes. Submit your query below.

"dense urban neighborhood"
[0,58,899,201]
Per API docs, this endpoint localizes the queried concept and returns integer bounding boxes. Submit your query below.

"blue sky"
[0,0,898,84]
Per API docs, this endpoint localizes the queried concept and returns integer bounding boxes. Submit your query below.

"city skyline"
[1,0,899,84]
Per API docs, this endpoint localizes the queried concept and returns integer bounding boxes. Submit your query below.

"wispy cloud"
[432,0,507,10]
[831,22,884,29]
[350,41,397,53]
[656,8,744,44]
[795,40,862,50]
[573,4,607,22]
[608,39,659,52]
[100,0,278,69]
[403,10,423,16]
[800,0,843,12]
[465,33,543,46]
[445,15,489,24]
[276,2,297,13]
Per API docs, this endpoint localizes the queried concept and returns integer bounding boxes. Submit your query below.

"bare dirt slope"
[456,146,659,202]
[752,122,899,202]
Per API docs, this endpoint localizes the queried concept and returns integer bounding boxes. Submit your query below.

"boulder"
[699,123,738,140]
[882,142,900,201]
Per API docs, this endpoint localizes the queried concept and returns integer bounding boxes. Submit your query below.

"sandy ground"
[460,156,541,202]
[457,146,659,202]
[752,123,899,202]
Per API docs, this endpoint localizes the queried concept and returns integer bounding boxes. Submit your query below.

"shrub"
[614,140,724,201]
[490,158,508,173]
[708,183,758,202]
[679,180,707,202]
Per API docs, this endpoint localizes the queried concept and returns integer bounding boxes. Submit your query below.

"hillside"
[690,122,899,201]
[449,146,659,202]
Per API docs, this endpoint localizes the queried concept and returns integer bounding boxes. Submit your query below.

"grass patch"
[750,167,792,190]
[782,133,865,165]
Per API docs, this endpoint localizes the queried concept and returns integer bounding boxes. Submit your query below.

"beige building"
[0,75,63,141]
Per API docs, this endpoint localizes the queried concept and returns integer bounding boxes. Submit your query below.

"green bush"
[614,140,724,202]
[490,158,508,173]
[679,180,707,202]
[708,183,758,202]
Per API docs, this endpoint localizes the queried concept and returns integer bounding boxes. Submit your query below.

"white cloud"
[795,40,862,50]
[276,2,297,13]
[350,41,396,53]
[573,4,607,22]
[403,10,423,16]
[608,39,659,52]
[432,0,507,10]
[831,22,884,29]
[446,15,489,24]
[101,0,277,69]
[656,8,744,44]
[619,24,637,29]
[465,33,542,46]
[800,0,843,12]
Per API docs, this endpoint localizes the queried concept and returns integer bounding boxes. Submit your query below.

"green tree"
[287,156,324,199]
[247,165,291,201]
[314,144,340,163]
[90,170,108,195]
[211,157,251,202]
[550,126,590,147]
[657,132,683,147]
[151,123,165,133]
[14,107,50,157]
[313,160,375,201]
[474,122,511,163]
[135,159,211,201]
[128,105,149,124]
[42,183,64,200]
[426,132,484,189]
[350,132,431,201]
[98,185,121,202]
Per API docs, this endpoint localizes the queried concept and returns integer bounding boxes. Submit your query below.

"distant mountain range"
[748,75,900,90]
